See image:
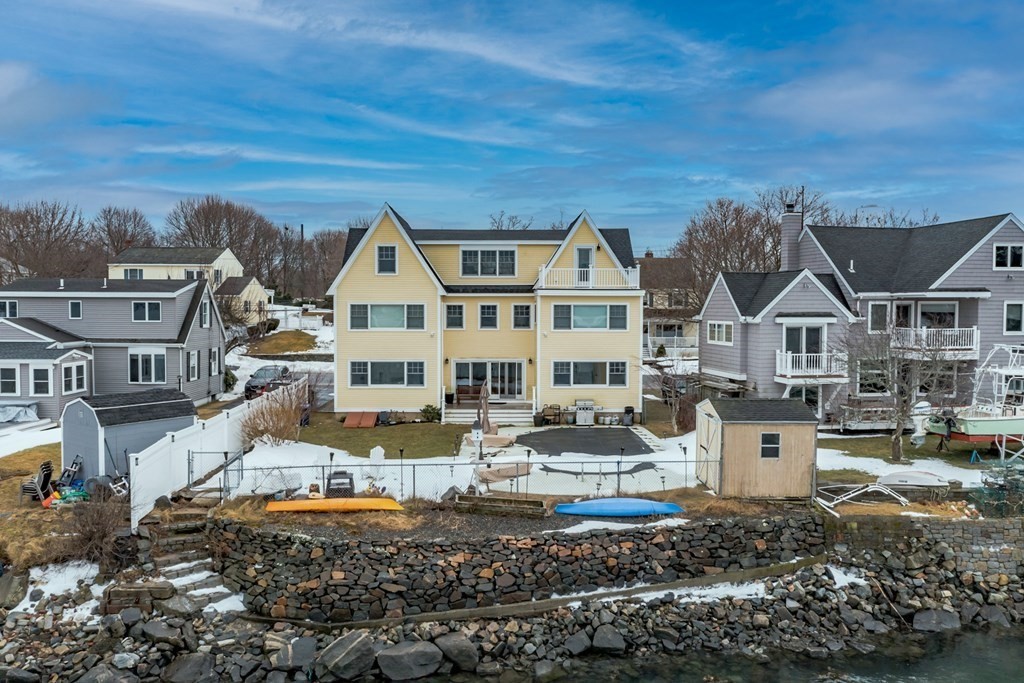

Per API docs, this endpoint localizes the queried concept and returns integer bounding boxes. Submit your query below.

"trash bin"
[623,406,635,426]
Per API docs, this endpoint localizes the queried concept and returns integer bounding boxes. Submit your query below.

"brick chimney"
[644,249,654,258]
[780,202,802,271]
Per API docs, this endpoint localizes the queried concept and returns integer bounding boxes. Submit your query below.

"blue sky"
[1,1,1023,251]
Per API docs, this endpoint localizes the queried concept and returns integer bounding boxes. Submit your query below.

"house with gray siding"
[697,206,1024,427]
[0,278,226,412]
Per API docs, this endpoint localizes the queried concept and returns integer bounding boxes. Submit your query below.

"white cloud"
[135,142,419,170]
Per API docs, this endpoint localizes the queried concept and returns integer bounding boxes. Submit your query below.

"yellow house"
[108,247,245,287]
[328,204,645,424]
[214,276,271,325]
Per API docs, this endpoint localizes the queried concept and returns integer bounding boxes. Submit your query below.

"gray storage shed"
[60,389,197,481]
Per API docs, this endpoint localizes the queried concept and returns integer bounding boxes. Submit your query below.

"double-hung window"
[349,304,425,330]
[133,301,161,322]
[994,244,1024,269]
[187,351,199,381]
[512,304,532,329]
[461,248,516,276]
[1005,303,1024,334]
[445,304,464,329]
[551,361,628,387]
[129,350,166,384]
[867,302,889,333]
[0,367,17,395]
[63,363,86,394]
[760,433,781,459]
[209,348,220,376]
[200,301,210,328]
[552,304,628,330]
[707,321,733,345]
[350,361,425,387]
[124,268,143,280]
[31,367,51,396]
[479,304,498,329]
[376,245,397,274]
[185,269,205,280]
[0,301,18,318]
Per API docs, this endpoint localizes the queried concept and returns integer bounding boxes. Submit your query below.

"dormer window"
[994,244,1024,269]
[124,268,143,280]
[376,245,397,274]
[184,269,206,280]
[461,248,516,277]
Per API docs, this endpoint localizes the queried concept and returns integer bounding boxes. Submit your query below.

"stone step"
[160,559,213,580]
[190,588,235,609]
[169,507,210,521]
[154,534,208,552]
[152,550,206,568]
[174,573,224,593]
[159,519,207,534]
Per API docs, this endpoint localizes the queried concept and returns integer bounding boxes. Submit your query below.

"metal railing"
[775,351,848,377]
[891,326,978,351]
[537,266,640,289]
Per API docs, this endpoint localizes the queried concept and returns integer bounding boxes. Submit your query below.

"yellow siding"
[106,253,244,282]
[441,296,538,394]
[551,218,619,270]
[419,243,555,285]
[225,280,270,324]
[536,293,644,413]
[332,214,442,412]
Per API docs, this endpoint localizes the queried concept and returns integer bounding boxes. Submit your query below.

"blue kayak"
[554,497,683,517]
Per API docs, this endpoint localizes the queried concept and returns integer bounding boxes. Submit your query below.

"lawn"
[246,330,317,355]
[299,412,467,458]
[0,443,70,568]
[817,468,877,485]
[642,396,679,439]
[818,434,988,468]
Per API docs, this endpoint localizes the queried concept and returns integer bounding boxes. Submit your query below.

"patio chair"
[542,404,562,425]
[20,460,54,504]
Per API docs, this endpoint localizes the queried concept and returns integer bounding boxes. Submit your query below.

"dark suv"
[244,365,291,400]
[660,374,688,403]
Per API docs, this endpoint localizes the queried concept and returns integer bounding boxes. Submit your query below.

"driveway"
[516,427,654,456]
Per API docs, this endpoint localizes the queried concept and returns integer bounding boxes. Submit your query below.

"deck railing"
[775,351,848,377]
[891,326,978,351]
[537,266,640,289]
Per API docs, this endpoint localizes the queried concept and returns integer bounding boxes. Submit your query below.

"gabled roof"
[637,256,687,289]
[0,318,83,343]
[79,389,196,427]
[707,397,819,424]
[805,214,1012,293]
[719,271,850,318]
[0,278,192,294]
[110,247,229,265]
[215,276,259,296]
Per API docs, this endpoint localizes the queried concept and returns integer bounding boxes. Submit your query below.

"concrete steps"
[445,408,534,426]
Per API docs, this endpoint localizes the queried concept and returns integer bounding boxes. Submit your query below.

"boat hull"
[555,497,683,517]
[266,497,403,513]
[876,471,949,488]
[926,414,1024,438]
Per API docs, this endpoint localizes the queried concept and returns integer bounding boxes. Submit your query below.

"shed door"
[695,409,722,492]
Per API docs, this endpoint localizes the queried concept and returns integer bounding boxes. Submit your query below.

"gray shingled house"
[696,206,1024,427]
[0,278,226,410]
[61,389,197,482]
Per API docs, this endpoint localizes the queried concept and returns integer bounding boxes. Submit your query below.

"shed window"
[760,432,781,459]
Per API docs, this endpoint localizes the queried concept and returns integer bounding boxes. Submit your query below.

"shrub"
[241,382,306,446]
[656,343,667,358]
[69,492,134,573]
[223,368,237,393]
[420,404,442,423]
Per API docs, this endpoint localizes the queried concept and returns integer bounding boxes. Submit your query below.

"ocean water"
[568,629,1024,682]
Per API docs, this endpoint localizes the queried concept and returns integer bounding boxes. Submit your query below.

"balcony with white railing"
[774,351,849,384]
[645,334,698,358]
[891,326,979,359]
[537,265,641,289]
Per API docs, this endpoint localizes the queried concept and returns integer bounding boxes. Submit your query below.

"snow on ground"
[828,565,867,588]
[641,359,699,376]
[311,324,335,352]
[204,593,246,613]
[222,346,334,401]
[14,562,103,617]
[901,511,936,517]
[817,448,985,487]
[0,426,61,460]
[544,517,691,534]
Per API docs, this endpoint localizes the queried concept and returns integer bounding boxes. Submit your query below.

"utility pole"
[282,225,290,301]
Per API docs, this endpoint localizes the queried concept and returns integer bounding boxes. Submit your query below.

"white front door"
[575,246,593,287]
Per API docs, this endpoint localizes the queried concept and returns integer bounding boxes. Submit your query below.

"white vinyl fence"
[128,379,307,529]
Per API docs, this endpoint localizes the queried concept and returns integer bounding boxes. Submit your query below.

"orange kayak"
[265,497,404,513]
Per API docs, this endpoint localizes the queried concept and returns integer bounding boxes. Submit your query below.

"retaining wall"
[211,515,826,622]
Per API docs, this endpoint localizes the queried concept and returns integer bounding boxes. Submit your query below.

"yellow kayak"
[265,497,404,513]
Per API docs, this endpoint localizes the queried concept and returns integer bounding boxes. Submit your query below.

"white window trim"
[29,365,53,398]
[128,347,167,385]
[781,324,828,354]
[574,246,595,270]
[187,350,199,381]
[917,363,959,398]
[124,268,144,280]
[855,360,891,397]
[132,300,162,322]
[550,303,630,331]
[62,361,87,396]
[1004,301,1024,335]
[375,244,398,275]
[783,384,822,419]
[993,243,1024,270]
[478,303,500,330]
[550,359,630,388]
[347,303,426,331]
[760,432,781,459]
[200,300,210,328]
[347,360,427,388]
[445,304,465,330]
[209,348,221,376]
[0,300,18,319]
[706,320,734,346]
[68,300,82,320]
[511,304,534,330]
[867,301,890,334]
[459,246,518,278]
[0,364,20,396]
[917,300,959,328]
[184,269,207,280]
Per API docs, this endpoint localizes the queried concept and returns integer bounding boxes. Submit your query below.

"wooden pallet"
[454,494,547,518]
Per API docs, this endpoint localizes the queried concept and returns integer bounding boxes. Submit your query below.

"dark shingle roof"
[807,214,1010,293]
[638,256,686,289]
[0,278,193,294]
[709,398,819,423]
[215,276,258,296]
[600,228,635,268]
[445,285,536,294]
[721,271,849,317]
[0,342,81,360]
[83,389,196,427]
[110,247,227,265]
[0,318,83,343]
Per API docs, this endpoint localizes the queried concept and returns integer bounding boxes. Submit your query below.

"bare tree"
[308,228,348,296]
[835,320,963,462]
[547,208,570,230]
[489,210,533,230]
[0,200,96,278]
[89,206,157,259]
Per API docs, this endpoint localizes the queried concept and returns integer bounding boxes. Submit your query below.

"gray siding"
[797,235,856,301]
[699,283,745,378]
[0,327,44,342]
[0,353,91,421]
[180,290,227,402]
[12,291,191,341]
[105,417,194,474]
[61,401,101,480]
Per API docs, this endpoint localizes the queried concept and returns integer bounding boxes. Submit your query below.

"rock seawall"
[211,515,827,621]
